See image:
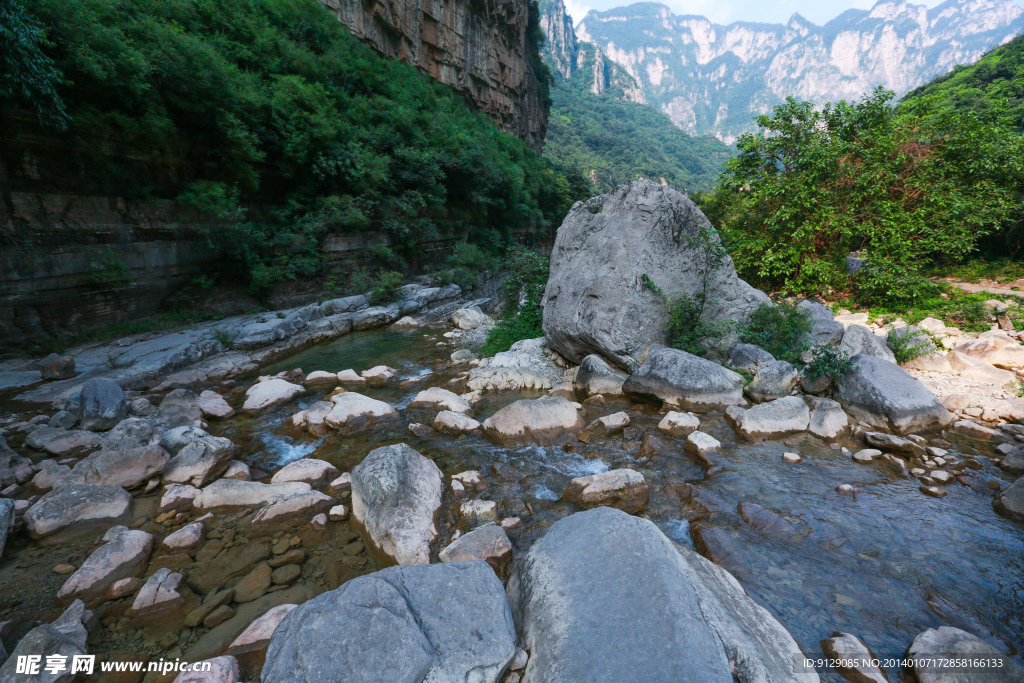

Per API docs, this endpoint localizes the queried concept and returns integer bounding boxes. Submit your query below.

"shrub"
[481,248,548,356]
[371,271,404,304]
[665,292,733,356]
[852,262,941,308]
[889,329,934,364]
[802,346,854,379]
[740,302,813,363]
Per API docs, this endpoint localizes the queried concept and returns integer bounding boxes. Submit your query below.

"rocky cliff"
[539,0,644,103]
[577,0,1024,143]
[319,0,547,152]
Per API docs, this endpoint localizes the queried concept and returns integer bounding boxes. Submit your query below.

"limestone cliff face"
[538,0,644,103]
[319,0,547,152]
[577,0,1024,143]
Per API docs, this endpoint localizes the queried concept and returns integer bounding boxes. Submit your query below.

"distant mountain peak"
[576,0,1024,143]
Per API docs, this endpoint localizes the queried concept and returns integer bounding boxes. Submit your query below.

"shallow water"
[244,328,1024,678]
[2,326,1021,677]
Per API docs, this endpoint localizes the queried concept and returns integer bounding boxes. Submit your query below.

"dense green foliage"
[0,0,67,127]
[700,88,1024,303]
[544,44,731,194]
[803,346,854,380]
[740,302,813,363]
[9,0,586,292]
[902,34,1024,132]
[481,249,549,356]
[664,292,734,356]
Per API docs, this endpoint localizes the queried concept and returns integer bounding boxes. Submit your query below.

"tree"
[0,0,67,128]
[713,87,1024,303]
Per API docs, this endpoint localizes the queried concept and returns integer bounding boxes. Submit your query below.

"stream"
[2,325,1022,679]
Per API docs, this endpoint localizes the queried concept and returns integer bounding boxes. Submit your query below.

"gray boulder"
[103,417,156,450]
[745,361,798,403]
[40,353,77,380]
[994,476,1024,521]
[76,378,128,431]
[162,436,237,488]
[0,600,89,683]
[622,346,744,410]
[482,396,584,446]
[508,507,817,683]
[0,499,14,556]
[574,354,627,397]
[839,326,896,364]
[0,434,33,486]
[908,626,1024,683]
[725,396,810,440]
[726,343,775,373]
[835,355,954,435]
[262,561,515,683]
[68,446,169,489]
[806,398,848,440]
[542,180,769,370]
[159,425,209,456]
[797,301,845,347]
[48,410,78,431]
[24,483,132,542]
[351,444,443,565]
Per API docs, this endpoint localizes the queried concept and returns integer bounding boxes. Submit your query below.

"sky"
[564,0,1024,28]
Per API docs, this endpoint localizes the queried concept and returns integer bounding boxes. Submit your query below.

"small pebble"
[920,486,947,498]
[54,564,75,575]
[782,452,801,463]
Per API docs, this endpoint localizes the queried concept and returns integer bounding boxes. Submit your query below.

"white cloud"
[564,0,593,25]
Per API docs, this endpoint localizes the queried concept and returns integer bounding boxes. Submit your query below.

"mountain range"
[543,0,1024,143]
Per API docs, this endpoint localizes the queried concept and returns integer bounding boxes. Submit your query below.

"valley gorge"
[555,0,1024,142]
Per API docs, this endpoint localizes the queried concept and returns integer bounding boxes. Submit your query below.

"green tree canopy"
[703,87,1024,302]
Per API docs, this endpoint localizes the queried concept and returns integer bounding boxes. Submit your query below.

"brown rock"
[233,563,272,603]
[203,605,236,629]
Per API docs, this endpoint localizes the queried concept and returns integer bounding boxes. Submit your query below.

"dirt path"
[940,279,1024,299]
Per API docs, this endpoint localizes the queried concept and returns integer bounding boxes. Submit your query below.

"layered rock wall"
[320,0,547,152]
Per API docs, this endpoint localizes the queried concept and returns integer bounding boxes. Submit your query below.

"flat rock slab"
[409,387,473,416]
[262,561,515,683]
[835,355,953,435]
[563,469,649,514]
[351,443,443,565]
[243,379,305,414]
[69,445,169,489]
[482,396,584,446]
[57,527,153,603]
[438,523,513,572]
[508,508,816,683]
[25,483,132,542]
[726,396,810,440]
[622,346,745,410]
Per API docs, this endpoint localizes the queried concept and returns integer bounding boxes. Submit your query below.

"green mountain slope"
[543,44,732,194]
[3,0,585,291]
[901,34,1024,130]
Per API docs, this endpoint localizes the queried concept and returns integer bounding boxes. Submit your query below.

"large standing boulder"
[508,507,816,683]
[835,355,954,435]
[574,354,628,398]
[24,483,132,542]
[0,600,90,683]
[75,378,128,431]
[622,346,744,409]
[350,444,443,565]
[262,561,515,683]
[481,396,584,446]
[57,527,153,603]
[541,180,768,370]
